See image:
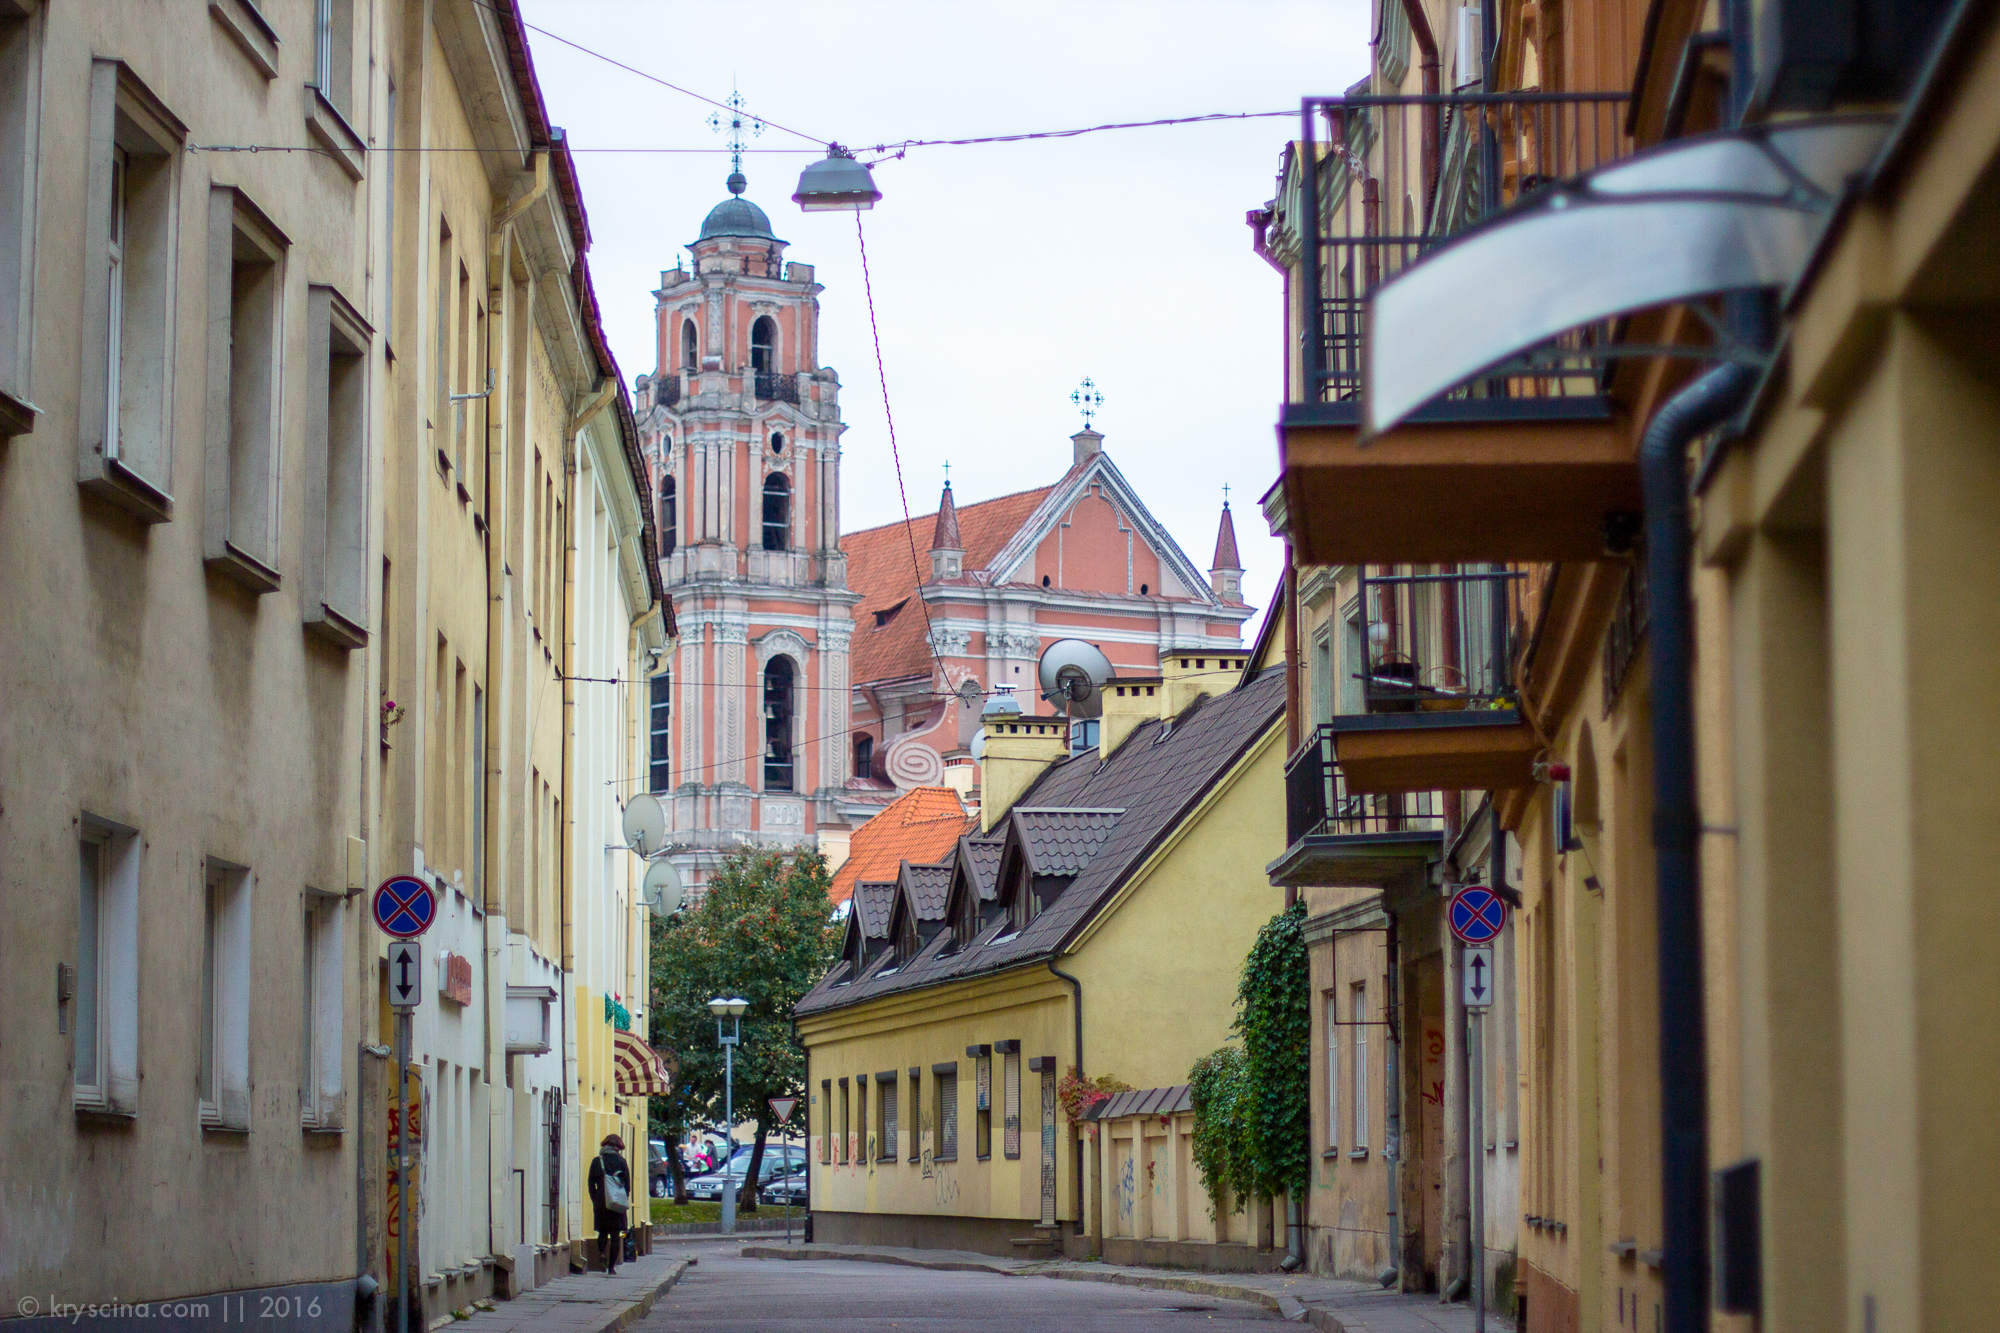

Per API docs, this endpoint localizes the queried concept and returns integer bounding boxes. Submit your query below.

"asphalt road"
[636,1241,1281,1332]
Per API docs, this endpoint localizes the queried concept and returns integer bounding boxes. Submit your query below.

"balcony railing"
[657,376,681,408]
[1354,568,1525,713]
[1286,725,1445,845]
[1298,92,1630,405]
[755,370,800,404]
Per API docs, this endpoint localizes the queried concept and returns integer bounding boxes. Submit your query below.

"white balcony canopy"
[1362,116,1893,436]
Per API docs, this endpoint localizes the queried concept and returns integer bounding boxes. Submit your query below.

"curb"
[651,1217,793,1236]
[601,1256,692,1333]
[738,1245,1308,1319]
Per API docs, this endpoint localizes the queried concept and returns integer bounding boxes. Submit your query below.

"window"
[434,221,451,473]
[763,656,794,792]
[821,1080,833,1162]
[311,0,353,117]
[658,474,677,557]
[838,1079,850,1163]
[1003,1050,1021,1158]
[879,1075,898,1164]
[853,733,873,782]
[750,316,776,372]
[79,60,182,521]
[302,894,345,1129]
[681,318,697,370]
[976,1053,992,1159]
[0,1,44,434]
[934,1064,958,1161]
[303,284,370,647]
[74,819,140,1115]
[1340,605,1365,715]
[769,430,785,454]
[1351,982,1369,1150]
[856,1077,868,1164]
[649,673,672,792]
[1325,991,1340,1150]
[201,859,253,1131]
[1312,630,1334,723]
[908,1069,922,1161]
[203,187,287,590]
[761,473,791,551]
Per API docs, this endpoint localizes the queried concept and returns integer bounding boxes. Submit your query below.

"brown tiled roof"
[828,786,971,908]
[842,486,1054,687]
[798,666,1286,1016]
[1086,1084,1194,1120]
[960,835,1005,900]
[852,881,896,941]
[1007,809,1123,877]
[900,862,953,920]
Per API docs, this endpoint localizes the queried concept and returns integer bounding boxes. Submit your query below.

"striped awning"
[613,1030,678,1097]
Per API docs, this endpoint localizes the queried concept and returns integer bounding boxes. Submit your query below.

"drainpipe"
[1047,958,1085,1231]
[1642,360,1754,1333]
[1381,913,1403,1288]
[1395,0,1443,222]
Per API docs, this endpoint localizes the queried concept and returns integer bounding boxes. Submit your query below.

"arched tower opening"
[751,315,777,373]
[762,473,791,551]
[681,318,698,370]
[658,474,676,556]
[763,656,796,792]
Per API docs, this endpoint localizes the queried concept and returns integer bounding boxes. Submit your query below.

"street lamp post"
[708,997,749,1234]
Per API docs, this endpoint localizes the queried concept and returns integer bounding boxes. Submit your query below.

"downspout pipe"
[1395,0,1443,221]
[1047,959,1085,1231]
[1642,358,1755,1333]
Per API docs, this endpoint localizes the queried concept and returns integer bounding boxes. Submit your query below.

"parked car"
[683,1145,807,1201]
[648,1140,671,1198]
[759,1161,809,1207]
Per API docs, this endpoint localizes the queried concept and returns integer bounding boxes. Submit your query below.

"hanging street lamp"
[792,145,882,212]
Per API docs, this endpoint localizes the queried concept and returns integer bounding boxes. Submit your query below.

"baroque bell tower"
[633,163,858,896]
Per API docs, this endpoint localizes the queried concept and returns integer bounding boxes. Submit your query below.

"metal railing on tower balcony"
[1298,91,1631,405]
[1285,726,1445,844]
[657,376,681,408]
[755,371,800,404]
[1354,568,1526,713]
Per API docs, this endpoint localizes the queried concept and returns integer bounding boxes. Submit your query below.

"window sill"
[303,84,366,181]
[0,387,37,440]
[306,601,368,650]
[1321,1147,1343,1159]
[1347,1148,1370,1160]
[209,0,280,79]
[80,457,174,524]
[73,1098,137,1125]
[207,540,283,594]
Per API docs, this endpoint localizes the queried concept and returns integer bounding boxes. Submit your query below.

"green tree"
[649,848,838,1209]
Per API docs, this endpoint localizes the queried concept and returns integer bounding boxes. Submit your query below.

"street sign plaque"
[374,875,438,939]
[1463,946,1494,1009]
[388,939,423,1011]
[1448,885,1508,945]
[768,1096,798,1125]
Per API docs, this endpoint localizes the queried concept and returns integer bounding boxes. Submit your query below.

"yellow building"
[797,653,1289,1262]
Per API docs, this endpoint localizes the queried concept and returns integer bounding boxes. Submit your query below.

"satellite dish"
[1038,639,1116,720]
[642,858,686,915]
[621,793,668,858]
[970,729,987,763]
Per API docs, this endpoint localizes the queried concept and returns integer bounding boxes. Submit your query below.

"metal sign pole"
[784,1122,792,1244]
[396,1008,411,1333]
[1470,1007,1485,1333]
[720,1040,735,1236]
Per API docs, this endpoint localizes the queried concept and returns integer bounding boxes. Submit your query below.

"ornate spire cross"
[1071,377,1105,429]
[706,86,764,179]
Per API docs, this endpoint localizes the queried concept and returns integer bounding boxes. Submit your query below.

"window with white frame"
[201,859,253,1130]
[311,0,353,118]
[0,0,45,435]
[203,187,287,590]
[1351,982,1369,1150]
[303,284,370,647]
[79,60,183,520]
[302,893,345,1129]
[1325,991,1340,1150]
[73,820,140,1115]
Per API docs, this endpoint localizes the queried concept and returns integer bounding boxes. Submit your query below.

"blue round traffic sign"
[373,875,437,939]
[1448,886,1508,945]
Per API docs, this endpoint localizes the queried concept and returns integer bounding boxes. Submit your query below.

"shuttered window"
[936,1064,958,1161]
[880,1077,897,1163]
[1003,1051,1022,1159]
[976,1054,993,1159]
[820,1080,832,1162]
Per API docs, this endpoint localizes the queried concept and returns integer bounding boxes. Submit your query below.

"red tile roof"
[842,485,1054,687]
[828,786,973,907]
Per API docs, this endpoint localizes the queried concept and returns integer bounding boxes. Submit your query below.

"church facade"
[636,175,1254,895]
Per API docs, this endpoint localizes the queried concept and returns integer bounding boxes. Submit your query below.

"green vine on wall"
[1188,901,1313,1215]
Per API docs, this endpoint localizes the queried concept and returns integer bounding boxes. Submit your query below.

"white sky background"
[519,0,1371,644]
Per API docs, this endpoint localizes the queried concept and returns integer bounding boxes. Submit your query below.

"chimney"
[1210,502,1244,603]
[929,481,963,580]
[978,707,1066,832]
[1099,676,1164,756]
[1159,647,1245,718]
[1071,428,1104,467]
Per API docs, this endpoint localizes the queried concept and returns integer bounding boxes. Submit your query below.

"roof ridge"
[841,482,1056,540]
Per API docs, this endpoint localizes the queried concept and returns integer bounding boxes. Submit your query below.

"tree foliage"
[649,848,838,1204]
[1188,900,1314,1214]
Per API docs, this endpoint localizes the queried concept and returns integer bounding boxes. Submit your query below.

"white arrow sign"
[389,939,423,1011]
[1463,946,1493,1010]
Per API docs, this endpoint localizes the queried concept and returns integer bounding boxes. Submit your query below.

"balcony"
[1269,726,1445,890]
[755,371,800,404]
[1326,569,1538,796]
[1278,91,1639,565]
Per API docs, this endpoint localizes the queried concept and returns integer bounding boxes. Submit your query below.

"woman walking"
[587,1133,633,1275]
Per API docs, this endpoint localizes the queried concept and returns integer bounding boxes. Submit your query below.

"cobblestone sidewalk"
[438,1252,692,1333]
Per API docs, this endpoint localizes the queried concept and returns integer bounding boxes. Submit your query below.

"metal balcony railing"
[1297,91,1630,404]
[1355,568,1525,713]
[755,371,800,404]
[657,376,681,408]
[1286,726,1445,845]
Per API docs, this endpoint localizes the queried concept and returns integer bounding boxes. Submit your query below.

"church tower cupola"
[929,479,963,581]
[1210,498,1244,603]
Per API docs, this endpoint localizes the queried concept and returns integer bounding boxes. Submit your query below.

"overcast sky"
[518,0,1371,643]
